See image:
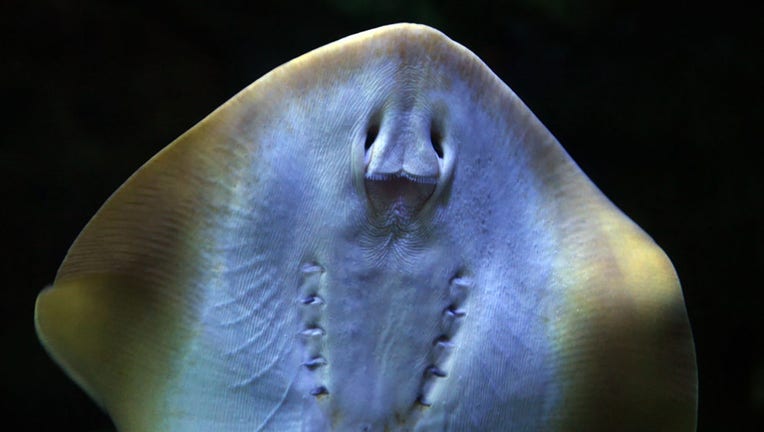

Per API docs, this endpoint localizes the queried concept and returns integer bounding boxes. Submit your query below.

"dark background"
[3,0,761,430]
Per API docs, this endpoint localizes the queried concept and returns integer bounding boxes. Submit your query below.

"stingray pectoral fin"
[33,109,256,430]
[35,276,180,431]
[552,187,698,431]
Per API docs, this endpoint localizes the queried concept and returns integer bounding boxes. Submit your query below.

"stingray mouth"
[364,172,437,219]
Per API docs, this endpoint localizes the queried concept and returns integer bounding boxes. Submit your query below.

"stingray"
[35,24,697,431]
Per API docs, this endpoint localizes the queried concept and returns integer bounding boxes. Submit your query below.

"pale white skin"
[35,24,697,431]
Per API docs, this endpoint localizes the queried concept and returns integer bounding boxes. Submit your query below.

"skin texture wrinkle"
[35,23,698,431]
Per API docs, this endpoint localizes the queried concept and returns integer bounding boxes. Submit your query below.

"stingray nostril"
[364,121,380,152]
[430,122,444,158]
